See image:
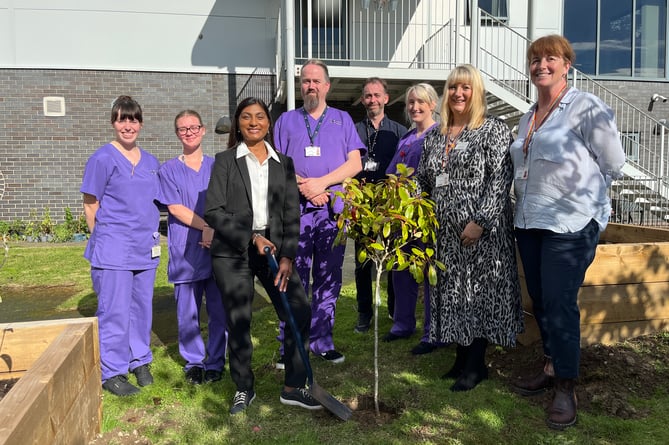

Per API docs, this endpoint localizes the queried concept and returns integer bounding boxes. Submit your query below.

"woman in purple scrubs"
[81,96,161,396]
[159,110,228,385]
[383,83,440,354]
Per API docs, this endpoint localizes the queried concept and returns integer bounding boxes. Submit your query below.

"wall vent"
[43,96,66,117]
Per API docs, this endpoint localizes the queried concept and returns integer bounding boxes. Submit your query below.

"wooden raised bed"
[518,223,669,346]
[0,318,101,445]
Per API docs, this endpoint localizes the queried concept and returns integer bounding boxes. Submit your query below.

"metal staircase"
[277,0,669,225]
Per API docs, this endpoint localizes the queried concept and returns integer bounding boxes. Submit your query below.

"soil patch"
[488,333,669,419]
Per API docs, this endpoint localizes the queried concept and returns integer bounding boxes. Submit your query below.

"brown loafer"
[513,370,554,396]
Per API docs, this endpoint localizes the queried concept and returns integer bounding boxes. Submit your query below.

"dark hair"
[361,77,388,95]
[227,97,274,148]
[174,109,203,130]
[527,34,576,65]
[110,95,143,124]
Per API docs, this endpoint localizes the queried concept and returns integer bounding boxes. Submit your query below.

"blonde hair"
[404,83,439,123]
[439,64,486,133]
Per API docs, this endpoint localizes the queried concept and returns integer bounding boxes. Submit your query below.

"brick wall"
[0,69,274,224]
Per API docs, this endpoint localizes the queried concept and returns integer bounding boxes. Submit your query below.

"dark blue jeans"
[515,219,600,379]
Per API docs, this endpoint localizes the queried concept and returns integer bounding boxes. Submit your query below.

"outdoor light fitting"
[648,93,667,111]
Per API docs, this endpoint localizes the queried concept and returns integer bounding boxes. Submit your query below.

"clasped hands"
[297,176,329,206]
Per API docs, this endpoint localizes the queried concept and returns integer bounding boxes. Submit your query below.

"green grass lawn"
[2,243,669,444]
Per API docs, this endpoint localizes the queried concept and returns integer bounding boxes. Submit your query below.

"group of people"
[81,34,626,429]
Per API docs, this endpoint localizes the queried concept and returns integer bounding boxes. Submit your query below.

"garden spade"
[264,247,352,421]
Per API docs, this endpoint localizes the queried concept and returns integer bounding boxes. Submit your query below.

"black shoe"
[230,390,256,415]
[203,369,223,383]
[131,364,153,387]
[102,375,140,396]
[411,341,437,355]
[354,314,371,333]
[318,350,345,364]
[280,387,323,410]
[185,366,203,385]
[382,332,410,342]
[450,367,489,392]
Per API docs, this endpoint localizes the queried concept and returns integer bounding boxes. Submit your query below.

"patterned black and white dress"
[415,115,523,348]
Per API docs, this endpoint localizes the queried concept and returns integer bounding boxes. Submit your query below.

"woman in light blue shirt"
[510,35,625,430]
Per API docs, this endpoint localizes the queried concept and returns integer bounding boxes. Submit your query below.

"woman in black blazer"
[204,97,321,415]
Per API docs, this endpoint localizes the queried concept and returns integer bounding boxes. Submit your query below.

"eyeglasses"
[176,125,203,136]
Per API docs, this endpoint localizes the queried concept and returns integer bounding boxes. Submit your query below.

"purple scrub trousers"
[277,205,346,354]
[92,268,156,380]
[389,267,431,341]
[174,278,227,371]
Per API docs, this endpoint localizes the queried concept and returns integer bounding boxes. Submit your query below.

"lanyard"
[365,118,380,157]
[302,106,328,146]
[522,85,568,159]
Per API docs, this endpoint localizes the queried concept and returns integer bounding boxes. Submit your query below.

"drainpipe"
[527,0,536,41]
[285,0,296,110]
[469,0,479,67]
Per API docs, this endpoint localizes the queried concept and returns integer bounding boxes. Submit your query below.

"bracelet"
[252,233,261,244]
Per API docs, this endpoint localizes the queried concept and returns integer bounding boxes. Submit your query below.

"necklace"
[446,125,466,152]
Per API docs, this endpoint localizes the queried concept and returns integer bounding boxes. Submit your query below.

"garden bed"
[518,223,669,346]
[0,318,101,445]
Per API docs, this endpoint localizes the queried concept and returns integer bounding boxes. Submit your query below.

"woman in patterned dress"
[415,64,523,392]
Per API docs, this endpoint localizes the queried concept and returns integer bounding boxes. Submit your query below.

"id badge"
[305,145,321,157]
[364,159,379,171]
[151,245,161,258]
[515,166,529,180]
[454,141,468,151]
[436,173,449,188]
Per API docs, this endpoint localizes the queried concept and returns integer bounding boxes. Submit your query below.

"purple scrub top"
[273,107,365,213]
[385,123,438,175]
[81,143,161,270]
[158,155,214,283]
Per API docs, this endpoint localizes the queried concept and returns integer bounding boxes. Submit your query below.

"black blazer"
[204,145,300,260]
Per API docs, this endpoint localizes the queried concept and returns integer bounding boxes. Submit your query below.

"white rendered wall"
[0,0,280,74]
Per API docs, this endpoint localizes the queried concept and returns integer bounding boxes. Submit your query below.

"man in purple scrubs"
[81,96,160,396]
[273,59,364,366]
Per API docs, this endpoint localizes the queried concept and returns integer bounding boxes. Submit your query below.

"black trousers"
[212,245,311,391]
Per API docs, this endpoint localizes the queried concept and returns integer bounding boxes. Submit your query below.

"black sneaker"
[185,366,203,385]
[131,364,154,387]
[318,350,345,364]
[102,375,140,396]
[275,355,285,370]
[203,369,223,383]
[230,390,256,415]
[280,387,323,410]
[411,341,437,355]
[354,313,371,333]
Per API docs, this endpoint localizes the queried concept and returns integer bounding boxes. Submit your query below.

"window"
[296,0,349,62]
[565,0,667,79]
[621,131,640,161]
[467,0,509,25]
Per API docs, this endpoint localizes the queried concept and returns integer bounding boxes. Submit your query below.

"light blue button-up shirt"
[510,87,626,233]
